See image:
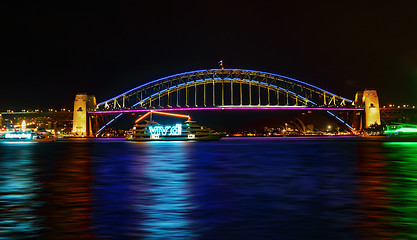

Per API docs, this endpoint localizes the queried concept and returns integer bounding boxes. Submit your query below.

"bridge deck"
[91,106,363,114]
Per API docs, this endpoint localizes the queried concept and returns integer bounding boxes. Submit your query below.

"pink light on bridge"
[91,106,363,114]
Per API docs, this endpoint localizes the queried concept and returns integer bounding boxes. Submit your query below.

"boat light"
[148,124,182,137]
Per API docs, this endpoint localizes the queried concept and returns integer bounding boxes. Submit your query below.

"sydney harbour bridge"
[70,68,375,137]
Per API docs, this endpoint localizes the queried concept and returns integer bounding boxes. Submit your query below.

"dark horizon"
[3,2,417,111]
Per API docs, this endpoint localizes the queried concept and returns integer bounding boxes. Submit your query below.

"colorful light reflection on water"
[0,144,41,239]
[1,138,417,239]
[139,142,195,239]
[385,142,417,240]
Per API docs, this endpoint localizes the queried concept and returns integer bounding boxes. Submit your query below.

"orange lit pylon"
[152,111,191,120]
[134,110,191,123]
[134,111,151,123]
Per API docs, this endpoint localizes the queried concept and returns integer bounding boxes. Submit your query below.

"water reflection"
[186,139,361,239]
[357,141,417,240]
[39,143,94,239]
[3,138,417,239]
[90,141,195,239]
[90,141,145,238]
[139,142,195,239]
[0,143,41,239]
[384,142,417,240]
[357,141,396,239]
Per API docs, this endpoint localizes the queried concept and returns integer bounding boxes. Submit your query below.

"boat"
[126,111,224,141]
[1,131,57,142]
[1,132,35,141]
[385,123,417,135]
[383,123,417,142]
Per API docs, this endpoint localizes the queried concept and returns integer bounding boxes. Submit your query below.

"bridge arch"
[129,78,313,108]
[96,69,353,111]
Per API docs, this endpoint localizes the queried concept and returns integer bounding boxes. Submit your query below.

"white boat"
[1,132,34,140]
[126,111,224,141]
[1,131,57,142]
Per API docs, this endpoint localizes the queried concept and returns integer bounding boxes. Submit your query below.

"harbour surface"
[1,137,416,239]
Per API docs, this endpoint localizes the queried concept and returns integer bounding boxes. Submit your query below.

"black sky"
[2,1,417,110]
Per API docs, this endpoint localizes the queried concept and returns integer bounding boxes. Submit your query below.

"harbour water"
[1,137,417,239]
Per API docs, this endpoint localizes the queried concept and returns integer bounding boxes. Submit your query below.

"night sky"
[3,1,417,111]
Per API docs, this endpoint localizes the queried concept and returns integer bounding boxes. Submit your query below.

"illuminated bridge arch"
[96,69,354,111]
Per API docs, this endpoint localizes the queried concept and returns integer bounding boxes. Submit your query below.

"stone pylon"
[72,94,96,137]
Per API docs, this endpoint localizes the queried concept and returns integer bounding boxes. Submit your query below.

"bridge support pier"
[355,89,381,130]
[72,94,96,137]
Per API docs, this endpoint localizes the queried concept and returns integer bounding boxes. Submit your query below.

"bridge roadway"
[91,105,363,114]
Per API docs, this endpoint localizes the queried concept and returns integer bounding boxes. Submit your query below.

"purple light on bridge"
[91,106,364,114]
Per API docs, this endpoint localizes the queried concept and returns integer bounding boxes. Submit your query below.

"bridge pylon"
[72,94,96,137]
[355,89,381,130]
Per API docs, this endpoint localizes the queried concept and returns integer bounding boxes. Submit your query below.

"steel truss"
[96,69,353,111]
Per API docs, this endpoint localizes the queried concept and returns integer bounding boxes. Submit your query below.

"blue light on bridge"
[95,68,357,133]
[131,77,317,108]
[326,111,354,130]
[98,68,354,107]
[96,113,123,134]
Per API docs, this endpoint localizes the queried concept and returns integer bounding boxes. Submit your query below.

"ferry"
[384,123,417,141]
[1,132,35,141]
[1,131,57,142]
[126,111,224,141]
[385,123,417,136]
